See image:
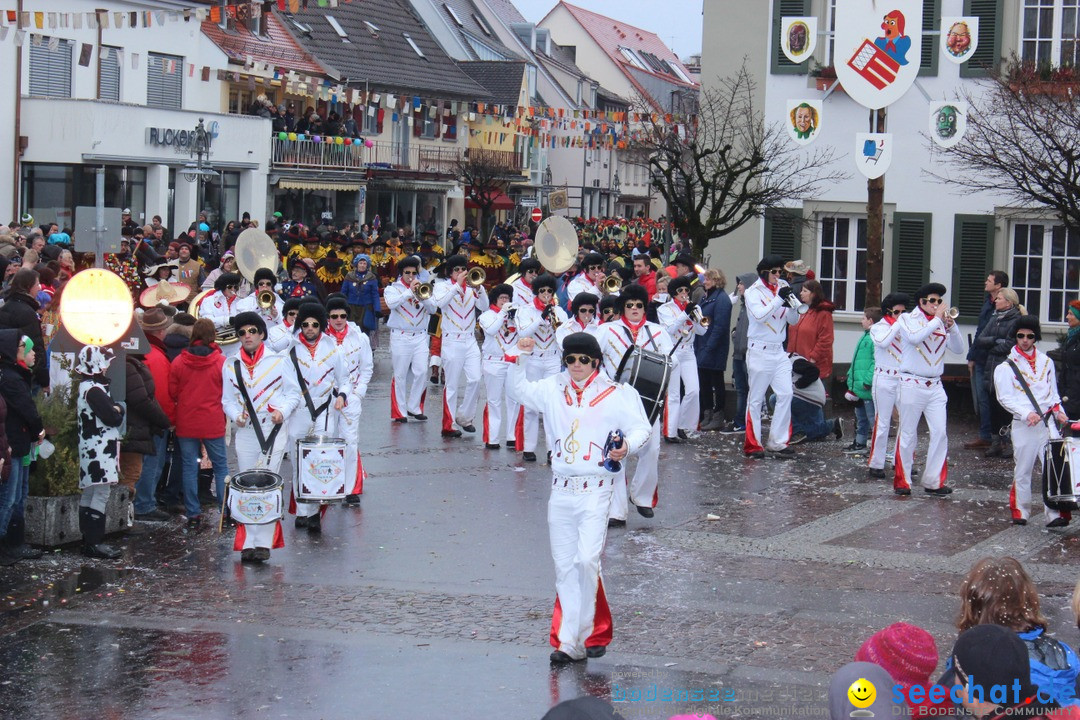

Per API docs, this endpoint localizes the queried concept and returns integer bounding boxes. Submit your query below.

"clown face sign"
[834,0,923,110]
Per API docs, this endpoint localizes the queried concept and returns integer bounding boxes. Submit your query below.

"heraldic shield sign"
[855,133,893,179]
[834,0,923,110]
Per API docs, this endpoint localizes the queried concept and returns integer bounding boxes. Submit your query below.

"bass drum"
[228,470,284,525]
[1043,438,1080,511]
[615,345,673,425]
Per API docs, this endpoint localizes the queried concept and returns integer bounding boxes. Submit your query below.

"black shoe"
[4,544,43,560]
[607,518,626,528]
[843,442,867,455]
[772,447,796,459]
[868,468,887,479]
[717,422,742,435]
[586,646,607,658]
[393,417,407,423]
[134,508,172,522]
[81,543,122,560]
[294,515,310,529]
[485,443,501,450]
[240,548,258,563]
[789,433,807,445]
[185,516,202,531]
[663,436,682,444]
[677,429,689,440]
[408,412,428,421]
[224,517,238,529]
[1047,517,1070,528]
[1013,518,1028,526]
[745,451,766,459]
[441,429,462,438]
[894,487,911,496]
[345,494,361,506]
[307,514,322,533]
[549,650,583,665]
[460,424,476,433]
[636,505,654,518]
[254,547,271,562]
[833,418,844,441]
[923,486,953,497]
[523,452,537,462]
[505,441,517,448]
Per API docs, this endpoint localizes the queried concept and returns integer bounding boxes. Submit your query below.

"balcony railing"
[463,148,525,173]
[271,137,462,175]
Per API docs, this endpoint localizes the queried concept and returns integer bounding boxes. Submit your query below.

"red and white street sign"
[531,208,543,223]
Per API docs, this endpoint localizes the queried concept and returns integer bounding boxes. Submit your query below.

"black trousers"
[697,368,725,416]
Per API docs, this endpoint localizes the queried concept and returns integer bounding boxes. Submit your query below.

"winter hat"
[618,282,648,310]
[214,272,243,292]
[855,622,938,695]
[571,292,599,314]
[914,282,947,301]
[75,345,114,376]
[756,254,787,275]
[532,273,557,295]
[294,302,326,333]
[136,307,171,333]
[828,662,909,720]
[352,253,371,267]
[253,267,276,286]
[1014,315,1042,341]
[941,624,1038,701]
[231,311,267,339]
[561,332,602,361]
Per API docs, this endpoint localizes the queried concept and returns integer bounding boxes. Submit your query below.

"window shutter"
[147,52,183,109]
[376,108,384,134]
[770,0,811,75]
[952,214,995,322]
[891,212,932,295]
[919,0,941,77]
[28,38,72,97]
[413,109,423,137]
[960,0,1002,78]
[763,208,802,260]
[433,102,442,139]
[99,46,120,101]
[443,111,457,141]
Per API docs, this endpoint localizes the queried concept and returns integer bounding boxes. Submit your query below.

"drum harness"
[289,347,336,436]
[1007,359,1055,429]
[223,360,284,532]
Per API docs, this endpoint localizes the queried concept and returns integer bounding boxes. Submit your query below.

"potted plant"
[24,379,132,547]
[811,63,839,92]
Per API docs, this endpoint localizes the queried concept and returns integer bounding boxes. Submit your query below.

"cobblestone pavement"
[1,344,1079,719]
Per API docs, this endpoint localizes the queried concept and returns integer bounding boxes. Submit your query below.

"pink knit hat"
[855,622,938,691]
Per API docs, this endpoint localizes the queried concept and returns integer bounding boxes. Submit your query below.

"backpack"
[1020,627,1080,706]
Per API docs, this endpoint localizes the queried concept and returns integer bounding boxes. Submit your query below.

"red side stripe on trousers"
[442,392,454,432]
[272,521,285,549]
[482,406,490,444]
[743,412,763,454]
[350,451,365,495]
[548,578,613,650]
[233,524,246,551]
[390,379,404,419]
[514,407,525,451]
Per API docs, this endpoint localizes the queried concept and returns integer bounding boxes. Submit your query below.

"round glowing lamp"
[59,269,134,346]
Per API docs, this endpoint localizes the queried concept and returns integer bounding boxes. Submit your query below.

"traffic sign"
[519,197,537,207]
[530,208,543,223]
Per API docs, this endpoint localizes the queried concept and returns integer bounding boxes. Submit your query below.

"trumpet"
[466,266,486,288]
[947,307,960,319]
[601,275,623,295]
[542,297,563,330]
[257,290,276,310]
[412,281,434,301]
[784,293,810,315]
[690,306,710,327]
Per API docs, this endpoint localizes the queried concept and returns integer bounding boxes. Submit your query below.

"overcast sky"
[510,0,703,61]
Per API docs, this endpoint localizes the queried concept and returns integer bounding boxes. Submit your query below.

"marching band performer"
[325,296,374,506]
[516,274,569,462]
[478,284,521,450]
[507,331,651,665]
[657,276,707,442]
[867,293,908,480]
[432,256,486,438]
[596,284,672,524]
[556,293,600,349]
[894,283,965,496]
[287,302,348,533]
[512,258,542,306]
[234,268,284,325]
[992,317,1070,527]
[267,297,303,353]
[222,311,301,563]
[565,253,605,308]
[743,255,800,459]
[384,257,438,422]
[199,272,244,357]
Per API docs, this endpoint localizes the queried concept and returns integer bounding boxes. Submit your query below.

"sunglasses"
[923,298,943,304]
[225,285,239,291]
[238,327,261,336]
[402,270,417,276]
[286,311,299,318]
[769,268,783,274]
[890,309,904,316]
[563,354,594,366]
[329,313,348,320]
[257,281,274,288]
[674,288,689,295]
[1016,333,1036,339]
[624,301,644,309]
[579,308,596,315]
[538,289,554,295]
[301,321,321,329]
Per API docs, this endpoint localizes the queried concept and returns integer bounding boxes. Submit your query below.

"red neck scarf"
[919,307,935,321]
[885,313,897,326]
[1017,345,1038,372]
[763,280,777,295]
[298,331,321,358]
[621,315,646,341]
[533,296,548,312]
[575,317,590,331]
[326,324,348,344]
[240,344,264,376]
[674,298,687,311]
[569,369,599,405]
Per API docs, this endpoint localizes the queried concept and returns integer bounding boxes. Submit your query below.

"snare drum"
[295,435,348,503]
[615,345,674,425]
[228,470,284,525]
[1044,438,1080,511]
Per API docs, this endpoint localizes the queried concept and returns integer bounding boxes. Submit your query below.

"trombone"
[601,275,622,295]
[466,266,486,288]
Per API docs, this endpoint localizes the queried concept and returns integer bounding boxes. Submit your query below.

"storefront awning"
[465,189,515,210]
[278,180,363,191]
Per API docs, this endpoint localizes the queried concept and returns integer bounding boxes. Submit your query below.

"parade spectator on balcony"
[342,113,359,138]
[283,103,296,132]
[270,105,286,134]
[325,111,342,137]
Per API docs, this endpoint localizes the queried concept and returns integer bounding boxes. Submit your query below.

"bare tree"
[632,61,845,258]
[929,61,1080,230]
[453,148,523,241]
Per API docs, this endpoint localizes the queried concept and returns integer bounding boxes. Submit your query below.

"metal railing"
[270,137,462,174]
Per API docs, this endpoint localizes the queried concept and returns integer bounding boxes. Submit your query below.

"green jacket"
[847,330,875,400]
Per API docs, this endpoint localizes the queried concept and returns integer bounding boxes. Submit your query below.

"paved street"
[1,347,1079,719]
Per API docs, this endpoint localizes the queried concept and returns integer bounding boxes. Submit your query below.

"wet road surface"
[2,346,1079,719]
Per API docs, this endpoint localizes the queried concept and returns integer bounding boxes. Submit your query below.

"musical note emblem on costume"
[562,419,581,463]
[582,441,603,462]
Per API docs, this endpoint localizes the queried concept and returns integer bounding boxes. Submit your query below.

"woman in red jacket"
[168,319,227,528]
[786,280,843,443]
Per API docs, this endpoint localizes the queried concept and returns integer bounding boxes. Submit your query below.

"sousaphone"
[534,216,579,274]
[235,227,280,284]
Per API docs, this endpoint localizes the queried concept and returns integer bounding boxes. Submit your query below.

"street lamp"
[180,118,219,227]
[543,165,552,186]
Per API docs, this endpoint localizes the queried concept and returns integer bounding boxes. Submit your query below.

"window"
[147,52,183,110]
[771,0,810,75]
[764,208,802,261]
[818,216,868,312]
[466,34,510,61]
[473,13,492,36]
[363,104,379,134]
[28,37,72,97]
[99,45,121,101]
[326,16,350,42]
[444,3,464,26]
[618,46,647,70]
[962,0,1004,78]
[1012,221,1080,323]
[826,0,838,64]
[1021,0,1080,66]
[363,20,380,36]
[403,32,425,58]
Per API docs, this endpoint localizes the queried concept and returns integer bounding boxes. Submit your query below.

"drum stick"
[218,475,231,534]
